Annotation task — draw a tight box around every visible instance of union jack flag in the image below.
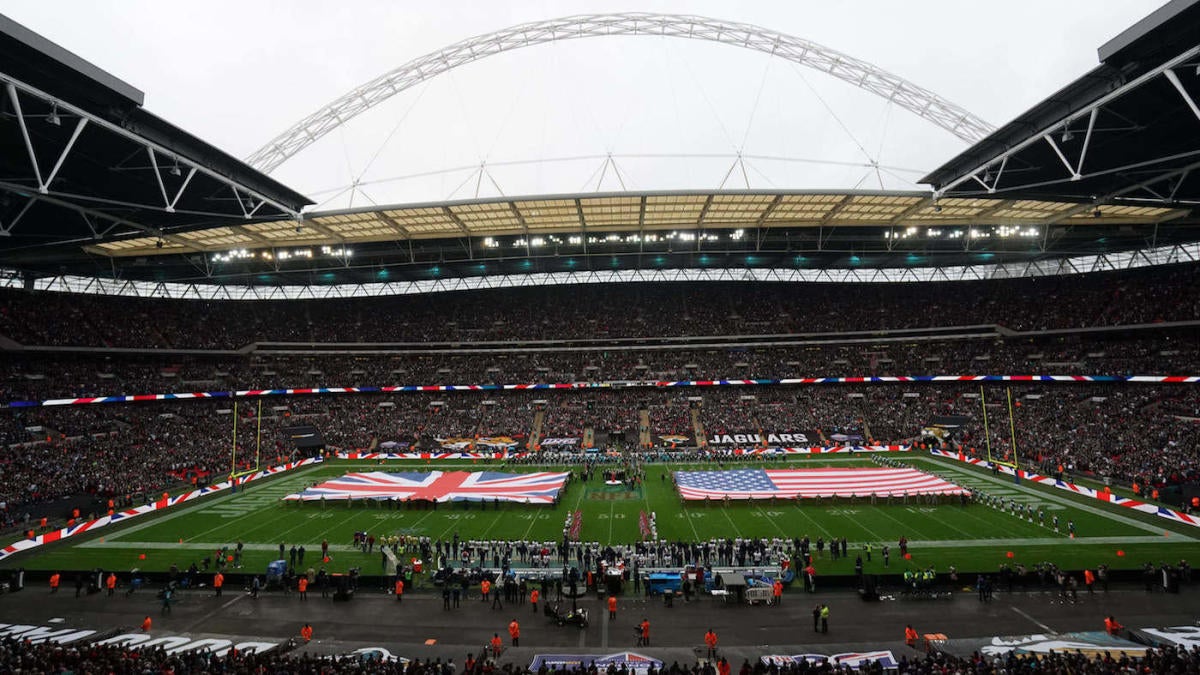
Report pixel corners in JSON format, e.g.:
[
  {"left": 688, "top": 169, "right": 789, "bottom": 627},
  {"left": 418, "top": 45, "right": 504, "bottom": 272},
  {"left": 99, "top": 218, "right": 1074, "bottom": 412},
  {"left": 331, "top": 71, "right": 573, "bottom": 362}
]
[
  {"left": 283, "top": 470, "right": 569, "bottom": 504},
  {"left": 674, "top": 468, "right": 965, "bottom": 501}
]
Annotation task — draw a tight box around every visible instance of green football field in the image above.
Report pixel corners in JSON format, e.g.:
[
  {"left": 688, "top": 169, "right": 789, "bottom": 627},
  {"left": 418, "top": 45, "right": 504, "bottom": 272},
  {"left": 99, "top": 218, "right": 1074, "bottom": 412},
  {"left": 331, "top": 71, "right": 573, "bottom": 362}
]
[{"left": 6, "top": 455, "right": 1200, "bottom": 577}]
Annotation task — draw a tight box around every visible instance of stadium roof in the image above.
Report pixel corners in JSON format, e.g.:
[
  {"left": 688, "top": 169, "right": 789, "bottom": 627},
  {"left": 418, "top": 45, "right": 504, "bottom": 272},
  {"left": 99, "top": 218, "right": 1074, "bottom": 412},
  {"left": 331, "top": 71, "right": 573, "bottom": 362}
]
[
  {"left": 923, "top": 0, "right": 1200, "bottom": 207},
  {"left": 84, "top": 189, "right": 1188, "bottom": 258},
  {"left": 0, "top": 8, "right": 1198, "bottom": 294},
  {"left": 0, "top": 12, "right": 313, "bottom": 264}
]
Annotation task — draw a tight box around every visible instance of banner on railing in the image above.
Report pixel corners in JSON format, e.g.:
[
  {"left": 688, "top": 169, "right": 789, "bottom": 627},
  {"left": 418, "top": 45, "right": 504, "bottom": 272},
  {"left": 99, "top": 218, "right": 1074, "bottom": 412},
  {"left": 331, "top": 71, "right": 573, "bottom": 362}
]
[
  {"left": 0, "top": 458, "right": 322, "bottom": 561},
  {"left": 12, "top": 374, "right": 1199, "bottom": 408},
  {"left": 928, "top": 448, "right": 1200, "bottom": 529}
]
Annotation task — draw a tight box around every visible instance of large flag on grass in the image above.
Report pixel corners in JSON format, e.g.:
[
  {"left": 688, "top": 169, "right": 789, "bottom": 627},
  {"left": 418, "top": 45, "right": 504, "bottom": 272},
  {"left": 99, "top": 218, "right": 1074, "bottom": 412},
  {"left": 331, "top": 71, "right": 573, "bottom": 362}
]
[
  {"left": 283, "top": 470, "right": 569, "bottom": 503},
  {"left": 673, "top": 467, "right": 965, "bottom": 500}
]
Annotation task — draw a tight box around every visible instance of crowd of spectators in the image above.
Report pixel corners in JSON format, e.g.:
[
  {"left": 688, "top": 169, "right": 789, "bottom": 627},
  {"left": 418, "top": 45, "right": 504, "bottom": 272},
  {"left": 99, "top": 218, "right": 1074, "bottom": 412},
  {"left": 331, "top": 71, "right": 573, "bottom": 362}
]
[
  {"left": 1, "top": 265, "right": 1197, "bottom": 349},
  {"left": 1, "top": 635, "right": 1198, "bottom": 674},
  {"left": 3, "top": 384, "right": 1195, "bottom": 529},
  {"left": 3, "top": 330, "right": 1194, "bottom": 403}
]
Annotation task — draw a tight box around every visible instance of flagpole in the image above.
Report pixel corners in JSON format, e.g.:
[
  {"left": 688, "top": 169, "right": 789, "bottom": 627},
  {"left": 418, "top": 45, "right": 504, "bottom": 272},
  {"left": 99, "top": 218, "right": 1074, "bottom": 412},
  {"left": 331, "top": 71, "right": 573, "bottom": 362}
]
[
  {"left": 979, "top": 386, "right": 993, "bottom": 466},
  {"left": 1006, "top": 387, "right": 1020, "bottom": 484}
]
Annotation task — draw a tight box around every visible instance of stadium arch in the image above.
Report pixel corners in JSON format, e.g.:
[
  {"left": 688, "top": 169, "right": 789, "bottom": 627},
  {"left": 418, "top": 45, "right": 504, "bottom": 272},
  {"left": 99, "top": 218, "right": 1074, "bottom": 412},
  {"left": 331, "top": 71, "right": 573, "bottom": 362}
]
[{"left": 245, "top": 13, "right": 994, "bottom": 174}]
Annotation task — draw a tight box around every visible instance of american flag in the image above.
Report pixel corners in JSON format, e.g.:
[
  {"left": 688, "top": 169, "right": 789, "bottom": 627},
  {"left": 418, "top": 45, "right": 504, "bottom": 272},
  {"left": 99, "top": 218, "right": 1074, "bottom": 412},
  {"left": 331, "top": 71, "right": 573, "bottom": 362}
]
[
  {"left": 283, "top": 470, "right": 569, "bottom": 504},
  {"left": 674, "top": 468, "right": 965, "bottom": 501}
]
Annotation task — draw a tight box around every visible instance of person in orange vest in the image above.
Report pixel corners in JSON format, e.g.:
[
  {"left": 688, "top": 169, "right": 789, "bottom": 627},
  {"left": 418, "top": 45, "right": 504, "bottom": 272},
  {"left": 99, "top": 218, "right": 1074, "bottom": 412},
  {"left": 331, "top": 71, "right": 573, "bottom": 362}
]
[
  {"left": 213, "top": 571, "right": 224, "bottom": 598},
  {"left": 904, "top": 624, "right": 919, "bottom": 649},
  {"left": 49, "top": 572, "right": 60, "bottom": 593},
  {"left": 39, "top": 516, "right": 47, "bottom": 531},
  {"left": 1083, "top": 569, "right": 1096, "bottom": 594},
  {"left": 394, "top": 578, "right": 405, "bottom": 602},
  {"left": 1192, "top": 495, "right": 1200, "bottom": 511},
  {"left": 1151, "top": 488, "right": 1160, "bottom": 501},
  {"left": 607, "top": 595, "right": 617, "bottom": 620},
  {"left": 530, "top": 588, "right": 539, "bottom": 613},
  {"left": 717, "top": 657, "right": 731, "bottom": 675},
  {"left": 1104, "top": 615, "right": 1123, "bottom": 636},
  {"left": 300, "top": 623, "right": 313, "bottom": 642},
  {"left": 508, "top": 618, "right": 520, "bottom": 647},
  {"left": 141, "top": 616, "right": 152, "bottom": 632},
  {"left": 480, "top": 579, "right": 491, "bottom": 602},
  {"left": 297, "top": 575, "right": 308, "bottom": 601},
  {"left": 772, "top": 579, "right": 783, "bottom": 605},
  {"left": 489, "top": 633, "right": 503, "bottom": 656},
  {"left": 704, "top": 628, "right": 718, "bottom": 659},
  {"left": 638, "top": 619, "right": 650, "bottom": 647},
  {"left": 106, "top": 573, "right": 117, "bottom": 597}
]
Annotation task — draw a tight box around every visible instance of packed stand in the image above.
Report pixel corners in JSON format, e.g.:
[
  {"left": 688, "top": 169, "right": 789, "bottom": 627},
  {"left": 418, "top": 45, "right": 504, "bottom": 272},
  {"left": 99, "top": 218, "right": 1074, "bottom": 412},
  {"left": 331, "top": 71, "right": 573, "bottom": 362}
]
[{"left": 1, "top": 265, "right": 1197, "bottom": 349}]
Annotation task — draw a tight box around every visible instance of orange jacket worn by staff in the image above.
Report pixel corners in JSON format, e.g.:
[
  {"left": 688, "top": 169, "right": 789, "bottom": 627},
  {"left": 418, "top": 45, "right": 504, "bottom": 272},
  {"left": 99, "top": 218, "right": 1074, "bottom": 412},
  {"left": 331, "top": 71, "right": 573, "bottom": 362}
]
[
  {"left": 905, "top": 625, "right": 919, "bottom": 648},
  {"left": 1105, "top": 616, "right": 1123, "bottom": 635},
  {"left": 300, "top": 624, "right": 313, "bottom": 642}
]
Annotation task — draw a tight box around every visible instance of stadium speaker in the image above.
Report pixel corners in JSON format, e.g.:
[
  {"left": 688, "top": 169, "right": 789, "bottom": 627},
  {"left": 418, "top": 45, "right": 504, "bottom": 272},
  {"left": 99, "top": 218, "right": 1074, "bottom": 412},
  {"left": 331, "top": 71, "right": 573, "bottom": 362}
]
[{"left": 859, "top": 574, "right": 879, "bottom": 602}]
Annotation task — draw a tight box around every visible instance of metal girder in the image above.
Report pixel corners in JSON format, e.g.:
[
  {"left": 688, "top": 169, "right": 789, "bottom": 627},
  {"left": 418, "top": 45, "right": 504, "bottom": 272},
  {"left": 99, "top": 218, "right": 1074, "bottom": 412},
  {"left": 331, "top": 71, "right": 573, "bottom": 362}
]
[
  {"left": 22, "top": 241, "right": 1200, "bottom": 300},
  {"left": 0, "top": 72, "right": 301, "bottom": 221},
  {"left": 934, "top": 43, "right": 1200, "bottom": 198},
  {"left": 245, "top": 13, "right": 993, "bottom": 174}
]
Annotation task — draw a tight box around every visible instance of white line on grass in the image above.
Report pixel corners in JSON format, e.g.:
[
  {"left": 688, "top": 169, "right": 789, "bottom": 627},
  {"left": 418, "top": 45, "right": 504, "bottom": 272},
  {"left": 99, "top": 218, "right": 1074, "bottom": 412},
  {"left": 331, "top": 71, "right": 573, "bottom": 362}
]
[
  {"left": 608, "top": 501, "right": 615, "bottom": 543},
  {"left": 790, "top": 502, "right": 834, "bottom": 540},
  {"left": 867, "top": 505, "right": 938, "bottom": 541},
  {"left": 718, "top": 505, "right": 742, "bottom": 537},
  {"left": 924, "top": 458, "right": 1194, "bottom": 540},
  {"left": 753, "top": 509, "right": 789, "bottom": 537}
]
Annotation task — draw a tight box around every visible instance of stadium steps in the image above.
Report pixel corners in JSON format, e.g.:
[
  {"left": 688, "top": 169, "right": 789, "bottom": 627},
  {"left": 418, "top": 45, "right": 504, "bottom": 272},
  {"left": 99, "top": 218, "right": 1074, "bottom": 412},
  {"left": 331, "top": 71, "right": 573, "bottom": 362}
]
[
  {"left": 638, "top": 409, "right": 651, "bottom": 448},
  {"left": 529, "top": 408, "right": 545, "bottom": 450},
  {"left": 690, "top": 407, "right": 706, "bottom": 447}
]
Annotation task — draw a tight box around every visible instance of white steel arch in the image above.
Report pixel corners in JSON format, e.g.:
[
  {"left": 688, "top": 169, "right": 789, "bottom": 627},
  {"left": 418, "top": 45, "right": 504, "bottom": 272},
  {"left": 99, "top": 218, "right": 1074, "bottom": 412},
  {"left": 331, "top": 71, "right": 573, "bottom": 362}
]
[{"left": 246, "top": 13, "right": 994, "bottom": 174}]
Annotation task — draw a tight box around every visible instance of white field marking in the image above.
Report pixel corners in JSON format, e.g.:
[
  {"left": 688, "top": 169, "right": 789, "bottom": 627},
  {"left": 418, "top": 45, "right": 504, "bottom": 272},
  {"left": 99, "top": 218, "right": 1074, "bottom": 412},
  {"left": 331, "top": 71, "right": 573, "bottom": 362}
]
[
  {"left": 790, "top": 500, "right": 835, "bottom": 540},
  {"left": 95, "top": 469, "right": 324, "bottom": 542},
  {"left": 865, "top": 504, "right": 938, "bottom": 541},
  {"left": 752, "top": 509, "right": 789, "bottom": 537},
  {"left": 921, "top": 458, "right": 1196, "bottom": 540}
]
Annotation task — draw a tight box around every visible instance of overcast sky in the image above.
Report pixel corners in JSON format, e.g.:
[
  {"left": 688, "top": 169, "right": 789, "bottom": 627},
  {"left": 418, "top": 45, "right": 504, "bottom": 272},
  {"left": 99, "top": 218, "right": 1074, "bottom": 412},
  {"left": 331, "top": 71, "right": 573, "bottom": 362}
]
[{"left": 1, "top": 1, "right": 1166, "bottom": 210}]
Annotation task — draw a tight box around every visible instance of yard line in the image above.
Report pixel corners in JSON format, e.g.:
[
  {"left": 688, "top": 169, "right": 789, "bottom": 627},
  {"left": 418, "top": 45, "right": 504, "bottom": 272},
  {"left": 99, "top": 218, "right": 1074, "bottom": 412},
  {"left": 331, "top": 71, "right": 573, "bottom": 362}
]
[
  {"left": 753, "top": 508, "right": 789, "bottom": 537},
  {"left": 477, "top": 510, "right": 508, "bottom": 540},
  {"left": 789, "top": 501, "right": 834, "bottom": 540},
  {"left": 718, "top": 506, "right": 743, "bottom": 538},
  {"left": 847, "top": 512, "right": 888, "bottom": 544},
  {"left": 608, "top": 501, "right": 616, "bottom": 543},
  {"left": 865, "top": 505, "right": 934, "bottom": 541},
  {"left": 924, "top": 458, "right": 1194, "bottom": 539},
  {"left": 948, "top": 501, "right": 1035, "bottom": 539},
  {"left": 102, "top": 469, "right": 323, "bottom": 541}
]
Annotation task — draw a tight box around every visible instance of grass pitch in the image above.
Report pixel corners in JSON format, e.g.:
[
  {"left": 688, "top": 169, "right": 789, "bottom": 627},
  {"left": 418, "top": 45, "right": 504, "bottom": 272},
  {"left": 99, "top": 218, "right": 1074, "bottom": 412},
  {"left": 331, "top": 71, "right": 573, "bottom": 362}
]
[{"left": 6, "top": 455, "right": 1199, "bottom": 577}]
